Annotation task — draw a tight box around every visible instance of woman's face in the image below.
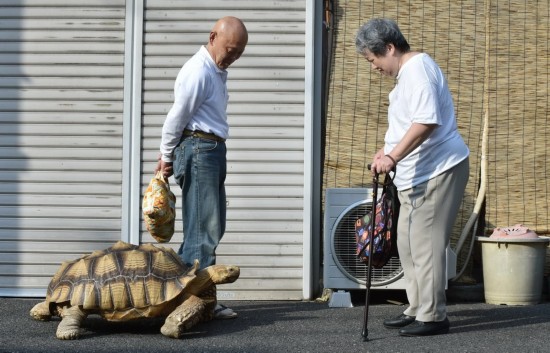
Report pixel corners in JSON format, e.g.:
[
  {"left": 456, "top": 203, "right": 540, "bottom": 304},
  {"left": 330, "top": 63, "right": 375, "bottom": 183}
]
[{"left": 362, "top": 46, "right": 399, "bottom": 78}]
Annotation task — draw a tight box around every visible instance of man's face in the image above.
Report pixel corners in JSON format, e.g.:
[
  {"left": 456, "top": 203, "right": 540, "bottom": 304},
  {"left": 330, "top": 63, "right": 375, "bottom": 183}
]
[{"left": 210, "top": 31, "right": 247, "bottom": 70}]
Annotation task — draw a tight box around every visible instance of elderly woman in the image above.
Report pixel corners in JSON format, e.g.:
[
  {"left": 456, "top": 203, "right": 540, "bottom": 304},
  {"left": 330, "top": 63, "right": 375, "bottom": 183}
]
[{"left": 355, "top": 18, "right": 469, "bottom": 337}]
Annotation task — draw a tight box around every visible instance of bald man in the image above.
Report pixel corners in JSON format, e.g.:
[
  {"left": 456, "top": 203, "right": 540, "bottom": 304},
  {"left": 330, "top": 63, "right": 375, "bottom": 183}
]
[{"left": 156, "top": 17, "right": 248, "bottom": 319}]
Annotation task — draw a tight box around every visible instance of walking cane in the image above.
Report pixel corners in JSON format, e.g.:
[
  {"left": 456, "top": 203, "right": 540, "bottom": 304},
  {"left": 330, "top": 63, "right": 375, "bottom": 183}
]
[{"left": 361, "top": 170, "right": 379, "bottom": 341}]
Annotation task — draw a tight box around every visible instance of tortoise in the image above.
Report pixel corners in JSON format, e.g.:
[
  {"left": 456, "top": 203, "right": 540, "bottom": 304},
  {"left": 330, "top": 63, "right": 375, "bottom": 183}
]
[{"left": 29, "top": 241, "right": 239, "bottom": 340}]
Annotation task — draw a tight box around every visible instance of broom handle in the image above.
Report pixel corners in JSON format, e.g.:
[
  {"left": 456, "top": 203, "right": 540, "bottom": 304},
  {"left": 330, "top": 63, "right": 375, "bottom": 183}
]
[{"left": 362, "top": 171, "right": 379, "bottom": 341}]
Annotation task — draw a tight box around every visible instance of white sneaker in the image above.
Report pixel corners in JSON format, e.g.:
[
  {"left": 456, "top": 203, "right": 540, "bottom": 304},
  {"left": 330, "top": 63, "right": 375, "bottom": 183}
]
[{"left": 214, "top": 304, "right": 237, "bottom": 319}]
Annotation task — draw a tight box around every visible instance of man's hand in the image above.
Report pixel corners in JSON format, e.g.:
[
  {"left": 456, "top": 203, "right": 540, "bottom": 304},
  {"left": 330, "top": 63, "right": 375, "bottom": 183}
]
[{"left": 155, "top": 154, "right": 173, "bottom": 179}]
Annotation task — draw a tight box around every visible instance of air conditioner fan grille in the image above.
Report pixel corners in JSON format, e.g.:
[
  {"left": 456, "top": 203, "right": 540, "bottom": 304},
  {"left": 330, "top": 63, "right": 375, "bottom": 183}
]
[{"left": 332, "top": 201, "right": 403, "bottom": 286}]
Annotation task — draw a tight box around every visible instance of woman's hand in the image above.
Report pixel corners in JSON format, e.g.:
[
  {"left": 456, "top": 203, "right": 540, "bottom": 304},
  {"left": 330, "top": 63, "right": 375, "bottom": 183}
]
[{"left": 371, "top": 148, "right": 396, "bottom": 175}]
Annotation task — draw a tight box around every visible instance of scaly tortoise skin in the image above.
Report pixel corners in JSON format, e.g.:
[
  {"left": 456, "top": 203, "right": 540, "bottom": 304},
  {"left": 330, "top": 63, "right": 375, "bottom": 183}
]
[{"left": 29, "top": 241, "right": 239, "bottom": 339}]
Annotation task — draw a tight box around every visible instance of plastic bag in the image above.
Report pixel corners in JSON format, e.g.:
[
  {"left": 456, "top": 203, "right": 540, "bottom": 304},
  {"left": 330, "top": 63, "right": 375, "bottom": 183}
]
[
  {"left": 489, "top": 224, "right": 539, "bottom": 239},
  {"left": 142, "top": 171, "right": 176, "bottom": 243}
]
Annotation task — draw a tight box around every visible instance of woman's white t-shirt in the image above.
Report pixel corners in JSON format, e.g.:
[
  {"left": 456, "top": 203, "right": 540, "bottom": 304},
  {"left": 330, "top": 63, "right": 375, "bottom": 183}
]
[{"left": 385, "top": 53, "right": 469, "bottom": 190}]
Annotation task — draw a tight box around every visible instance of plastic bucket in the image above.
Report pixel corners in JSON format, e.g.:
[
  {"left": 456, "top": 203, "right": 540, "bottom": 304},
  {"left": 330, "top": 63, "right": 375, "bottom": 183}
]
[{"left": 476, "top": 236, "right": 550, "bottom": 305}]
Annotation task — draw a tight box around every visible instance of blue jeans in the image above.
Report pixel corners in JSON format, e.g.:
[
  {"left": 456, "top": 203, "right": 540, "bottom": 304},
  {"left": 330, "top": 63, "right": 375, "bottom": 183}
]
[{"left": 173, "top": 136, "right": 227, "bottom": 270}]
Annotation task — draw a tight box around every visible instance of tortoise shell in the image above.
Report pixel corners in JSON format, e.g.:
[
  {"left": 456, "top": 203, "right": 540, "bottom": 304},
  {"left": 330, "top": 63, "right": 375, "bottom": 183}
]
[{"left": 45, "top": 241, "right": 198, "bottom": 320}]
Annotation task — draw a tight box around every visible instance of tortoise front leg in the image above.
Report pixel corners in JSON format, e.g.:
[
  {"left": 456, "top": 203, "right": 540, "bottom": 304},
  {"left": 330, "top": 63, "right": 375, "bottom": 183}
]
[
  {"left": 161, "top": 295, "right": 206, "bottom": 338},
  {"left": 56, "top": 305, "right": 87, "bottom": 340},
  {"left": 30, "top": 301, "right": 52, "bottom": 321}
]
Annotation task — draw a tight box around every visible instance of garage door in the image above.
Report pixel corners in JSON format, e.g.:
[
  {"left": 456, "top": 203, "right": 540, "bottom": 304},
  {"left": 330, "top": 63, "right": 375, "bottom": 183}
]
[
  {"left": 140, "top": 1, "right": 307, "bottom": 300},
  {"left": 0, "top": 1, "right": 126, "bottom": 296}
]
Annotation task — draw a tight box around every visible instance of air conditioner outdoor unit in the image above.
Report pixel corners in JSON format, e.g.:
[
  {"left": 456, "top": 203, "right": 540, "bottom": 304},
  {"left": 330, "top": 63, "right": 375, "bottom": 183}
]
[{"left": 323, "top": 188, "right": 457, "bottom": 292}]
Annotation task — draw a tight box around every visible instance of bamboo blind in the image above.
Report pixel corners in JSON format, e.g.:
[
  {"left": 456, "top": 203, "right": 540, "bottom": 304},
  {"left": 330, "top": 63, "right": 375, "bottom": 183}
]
[{"left": 324, "top": 0, "right": 549, "bottom": 274}]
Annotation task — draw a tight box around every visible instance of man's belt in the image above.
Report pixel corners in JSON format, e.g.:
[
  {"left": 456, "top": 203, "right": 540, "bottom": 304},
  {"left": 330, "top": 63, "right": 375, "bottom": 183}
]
[{"left": 183, "top": 129, "right": 226, "bottom": 143}]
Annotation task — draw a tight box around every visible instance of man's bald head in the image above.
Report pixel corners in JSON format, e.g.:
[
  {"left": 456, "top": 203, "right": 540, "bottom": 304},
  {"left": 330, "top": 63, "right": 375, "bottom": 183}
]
[
  {"left": 207, "top": 17, "right": 248, "bottom": 70},
  {"left": 212, "top": 16, "right": 248, "bottom": 40}
]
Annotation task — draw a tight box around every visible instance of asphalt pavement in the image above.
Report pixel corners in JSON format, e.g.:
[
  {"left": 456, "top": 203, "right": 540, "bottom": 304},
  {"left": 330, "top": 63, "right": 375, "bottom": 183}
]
[{"left": 1, "top": 289, "right": 550, "bottom": 353}]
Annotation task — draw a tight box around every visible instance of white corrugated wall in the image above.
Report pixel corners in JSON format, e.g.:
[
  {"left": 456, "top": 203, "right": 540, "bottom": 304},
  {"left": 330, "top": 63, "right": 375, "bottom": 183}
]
[
  {"left": 140, "top": 0, "right": 309, "bottom": 300},
  {"left": 0, "top": 0, "right": 319, "bottom": 300},
  {"left": 0, "top": 0, "right": 127, "bottom": 296}
]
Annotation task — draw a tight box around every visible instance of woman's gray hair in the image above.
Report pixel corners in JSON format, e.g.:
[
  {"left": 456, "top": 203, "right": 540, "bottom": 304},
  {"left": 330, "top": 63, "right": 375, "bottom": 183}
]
[{"left": 355, "top": 18, "right": 410, "bottom": 55}]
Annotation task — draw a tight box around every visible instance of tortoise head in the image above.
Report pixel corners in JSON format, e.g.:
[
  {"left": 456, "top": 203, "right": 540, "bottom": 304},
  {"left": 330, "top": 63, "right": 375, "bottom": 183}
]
[
  {"left": 189, "top": 265, "right": 240, "bottom": 295},
  {"left": 203, "top": 264, "right": 240, "bottom": 285}
]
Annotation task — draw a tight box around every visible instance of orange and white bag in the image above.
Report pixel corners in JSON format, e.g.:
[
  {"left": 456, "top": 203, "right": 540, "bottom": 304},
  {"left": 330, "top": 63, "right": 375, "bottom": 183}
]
[{"left": 142, "top": 171, "right": 176, "bottom": 243}]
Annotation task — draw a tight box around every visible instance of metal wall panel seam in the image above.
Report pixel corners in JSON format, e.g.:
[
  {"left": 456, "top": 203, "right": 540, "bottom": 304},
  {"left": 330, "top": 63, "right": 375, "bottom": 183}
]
[
  {"left": 122, "top": 0, "right": 144, "bottom": 244},
  {"left": 302, "top": 0, "right": 323, "bottom": 300}
]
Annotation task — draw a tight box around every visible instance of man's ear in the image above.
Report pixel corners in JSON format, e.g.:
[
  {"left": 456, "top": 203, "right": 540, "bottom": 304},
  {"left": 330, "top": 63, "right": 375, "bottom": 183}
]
[{"left": 209, "top": 31, "right": 217, "bottom": 45}]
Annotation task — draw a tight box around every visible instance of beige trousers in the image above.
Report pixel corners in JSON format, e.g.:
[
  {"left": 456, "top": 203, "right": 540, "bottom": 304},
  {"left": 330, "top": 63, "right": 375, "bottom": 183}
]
[{"left": 398, "top": 158, "right": 469, "bottom": 322}]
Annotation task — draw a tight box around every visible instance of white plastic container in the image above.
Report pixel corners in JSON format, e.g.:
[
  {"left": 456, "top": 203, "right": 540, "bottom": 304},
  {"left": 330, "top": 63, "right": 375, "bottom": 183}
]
[{"left": 477, "top": 236, "right": 550, "bottom": 305}]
